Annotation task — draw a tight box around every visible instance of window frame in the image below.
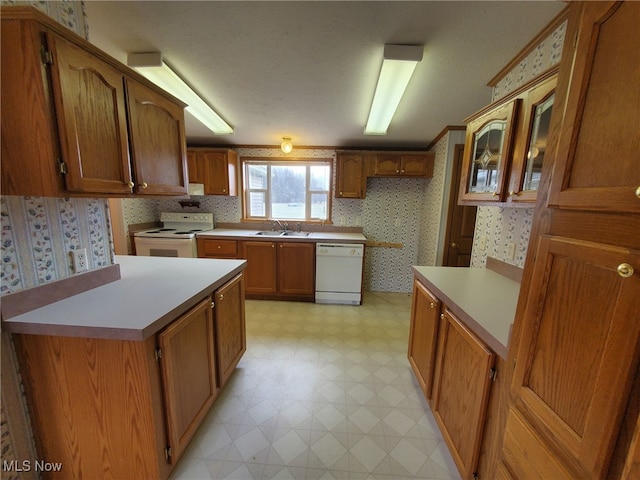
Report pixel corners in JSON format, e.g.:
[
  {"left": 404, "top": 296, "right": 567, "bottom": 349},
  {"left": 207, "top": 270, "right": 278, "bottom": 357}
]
[{"left": 241, "top": 157, "right": 333, "bottom": 224}]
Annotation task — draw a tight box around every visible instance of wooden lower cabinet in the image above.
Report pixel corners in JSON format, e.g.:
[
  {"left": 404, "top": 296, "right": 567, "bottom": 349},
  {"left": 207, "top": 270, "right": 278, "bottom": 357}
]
[
  {"left": 432, "top": 309, "right": 495, "bottom": 480},
  {"left": 157, "top": 297, "right": 218, "bottom": 464},
  {"left": 198, "top": 238, "right": 239, "bottom": 259},
  {"left": 242, "top": 241, "right": 278, "bottom": 295},
  {"left": 408, "top": 279, "right": 507, "bottom": 480},
  {"left": 213, "top": 274, "right": 246, "bottom": 388},
  {"left": 278, "top": 242, "right": 315, "bottom": 297},
  {"left": 242, "top": 241, "right": 315, "bottom": 301},
  {"left": 14, "top": 275, "right": 245, "bottom": 479},
  {"left": 407, "top": 279, "right": 441, "bottom": 400}
]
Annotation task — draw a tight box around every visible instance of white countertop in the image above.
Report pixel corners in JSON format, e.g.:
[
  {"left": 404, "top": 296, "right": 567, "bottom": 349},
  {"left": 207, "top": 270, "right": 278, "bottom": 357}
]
[
  {"left": 197, "top": 228, "right": 367, "bottom": 243},
  {"left": 412, "top": 266, "right": 520, "bottom": 359},
  {"left": 3, "top": 255, "right": 246, "bottom": 341}
]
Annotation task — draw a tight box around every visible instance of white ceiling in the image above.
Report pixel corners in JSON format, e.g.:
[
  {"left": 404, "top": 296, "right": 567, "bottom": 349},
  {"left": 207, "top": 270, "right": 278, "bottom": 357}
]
[{"left": 84, "top": 1, "right": 565, "bottom": 149}]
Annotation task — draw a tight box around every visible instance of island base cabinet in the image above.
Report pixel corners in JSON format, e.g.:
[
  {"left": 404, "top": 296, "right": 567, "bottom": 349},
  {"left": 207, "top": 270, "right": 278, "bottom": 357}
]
[
  {"left": 407, "top": 279, "right": 441, "bottom": 401},
  {"left": 15, "top": 334, "right": 172, "bottom": 480},
  {"left": 157, "top": 297, "right": 219, "bottom": 464},
  {"left": 213, "top": 273, "right": 246, "bottom": 388},
  {"left": 432, "top": 309, "right": 495, "bottom": 480}
]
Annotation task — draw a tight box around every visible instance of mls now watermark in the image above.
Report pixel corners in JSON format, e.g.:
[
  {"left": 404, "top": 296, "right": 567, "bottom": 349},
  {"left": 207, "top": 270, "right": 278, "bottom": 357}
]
[{"left": 3, "top": 460, "right": 63, "bottom": 472}]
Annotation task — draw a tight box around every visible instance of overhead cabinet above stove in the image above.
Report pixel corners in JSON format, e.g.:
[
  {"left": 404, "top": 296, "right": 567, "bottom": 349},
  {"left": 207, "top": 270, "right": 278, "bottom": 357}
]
[{"left": 1, "top": 6, "right": 188, "bottom": 198}]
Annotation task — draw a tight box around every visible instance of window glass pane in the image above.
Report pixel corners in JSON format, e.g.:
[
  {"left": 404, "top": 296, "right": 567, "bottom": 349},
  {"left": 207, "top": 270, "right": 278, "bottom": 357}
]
[
  {"left": 311, "top": 193, "right": 328, "bottom": 219},
  {"left": 310, "top": 165, "right": 330, "bottom": 190},
  {"left": 271, "top": 165, "right": 306, "bottom": 219},
  {"left": 248, "top": 192, "right": 266, "bottom": 217},
  {"left": 247, "top": 164, "right": 267, "bottom": 189}
]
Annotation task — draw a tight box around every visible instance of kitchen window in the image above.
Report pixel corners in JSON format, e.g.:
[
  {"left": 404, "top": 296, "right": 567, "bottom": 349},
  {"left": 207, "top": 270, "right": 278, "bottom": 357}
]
[{"left": 242, "top": 158, "right": 332, "bottom": 222}]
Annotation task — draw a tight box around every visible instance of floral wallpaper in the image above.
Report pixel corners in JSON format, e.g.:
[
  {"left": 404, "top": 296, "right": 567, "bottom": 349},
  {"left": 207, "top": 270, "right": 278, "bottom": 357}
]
[{"left": 470, "top": 17, "right": 567, "bottom": 268}]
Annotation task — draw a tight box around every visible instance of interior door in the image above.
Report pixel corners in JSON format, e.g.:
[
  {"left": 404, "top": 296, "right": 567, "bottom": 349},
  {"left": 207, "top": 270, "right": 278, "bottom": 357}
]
[{"left": 443, "top": 145, "right": 476, "bottom": 266}]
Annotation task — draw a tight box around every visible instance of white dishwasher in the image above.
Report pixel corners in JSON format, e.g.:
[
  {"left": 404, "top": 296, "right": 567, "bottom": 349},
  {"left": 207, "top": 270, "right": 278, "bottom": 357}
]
[{"left": 315, "top": 243, "right": 364, "bottom": 305}]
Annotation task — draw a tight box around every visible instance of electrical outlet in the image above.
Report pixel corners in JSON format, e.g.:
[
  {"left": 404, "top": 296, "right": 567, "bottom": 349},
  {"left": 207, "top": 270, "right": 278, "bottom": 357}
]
[
  {"left": 72, "top": 248, "right": 89, "bottom": 273},
  {"left": 479, "top": 235, "right": 488, "bottom": 251},
  {"left": 505, "top": 242, "right": 516, "bottom": 260}
]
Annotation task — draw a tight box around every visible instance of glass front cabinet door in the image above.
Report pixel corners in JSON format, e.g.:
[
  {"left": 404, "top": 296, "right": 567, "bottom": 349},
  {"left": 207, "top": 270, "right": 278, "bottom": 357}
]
[
  {"left": 459, "top": 99, "right": 521, "bottom": 203},
  {"left": 508, "top": 75, "right": 557, "bottom": 204}
]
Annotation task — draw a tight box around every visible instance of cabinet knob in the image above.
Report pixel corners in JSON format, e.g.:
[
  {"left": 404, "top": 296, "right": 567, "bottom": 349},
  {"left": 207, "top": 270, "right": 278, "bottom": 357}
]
[
  {"left": 340, "top": 191, "right": 343, "bottom": 195},
  {"left": 636, "top": 186, "right": 640, "bottom": 198},
  {"left": 617, "top": 263, "right": 635, "bottom": 278},
  {"left": 509, "top": 191, "right": 521, "bottom": 197},
  {"left": 223, "top": 189, "right": 226, "bottom": 193},
  {"left": 219, "top": 294, "right": 224, "bottom": 300},
  {"left": 141, "top": 182, "right": 148, "bottom": 189},
  {"left": 401, "top": 169, "right": 405, "bottom": 173},
  {"left": 440, "top": 313, "right": 445, "bottom": 320},
  {"left": 492, "top": 191, "right": 500, "bottom": 196},
  {"left": 430, "top": 302, "right": 435, "bottom": 309},
  {"left": 127, "top": 181, "right": 135, "bottom": 188},
  {"left": 210, "top": 301, "right": 215, "bottom": 309},
  {"left": 450, "top": 242, "right": 458, "bottom": 249}
]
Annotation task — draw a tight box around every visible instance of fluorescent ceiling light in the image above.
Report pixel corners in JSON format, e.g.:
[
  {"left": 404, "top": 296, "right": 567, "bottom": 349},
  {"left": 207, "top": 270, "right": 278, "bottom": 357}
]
[
  {"left": 365, "top": 44, "right": 423, "bottom": 135},
  {"left": 128, "top": 52, "right": 233, "bottom": 135}
]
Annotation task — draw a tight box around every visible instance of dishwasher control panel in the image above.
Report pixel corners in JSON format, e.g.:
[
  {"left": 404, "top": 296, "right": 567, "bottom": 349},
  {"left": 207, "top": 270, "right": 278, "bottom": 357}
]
[{"left": 316, "top": 243, "right": 364, "bottom": 257}]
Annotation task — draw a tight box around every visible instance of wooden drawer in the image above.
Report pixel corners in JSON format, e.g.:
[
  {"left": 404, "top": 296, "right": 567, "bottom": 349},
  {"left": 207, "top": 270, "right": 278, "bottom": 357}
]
[{"left": 198, "top": 238, "right": 238, "bottom": 258}]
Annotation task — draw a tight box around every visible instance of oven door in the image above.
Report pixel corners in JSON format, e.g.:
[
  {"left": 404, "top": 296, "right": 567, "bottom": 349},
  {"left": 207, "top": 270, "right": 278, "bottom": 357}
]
[{"left": 134, "top": 237, "right": 197, "bottom": 258}]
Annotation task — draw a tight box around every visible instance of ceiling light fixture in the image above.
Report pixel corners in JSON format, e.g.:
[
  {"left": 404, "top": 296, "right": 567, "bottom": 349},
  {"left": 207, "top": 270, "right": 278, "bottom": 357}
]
[
  {"left": 281, "top": 137, "right": 293, "bottom": 154},
  {"left": 127, "top": 52, "right": 233, "bottom": 135},
  {"left": 365, "top": 44, "right": 424, "bottom": 135}
]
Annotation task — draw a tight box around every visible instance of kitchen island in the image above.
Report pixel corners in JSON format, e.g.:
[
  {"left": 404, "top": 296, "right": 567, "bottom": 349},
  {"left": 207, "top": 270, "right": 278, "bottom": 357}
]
[
  {"left": 3, "top": 255, "right": 247, "bottom": 480},
  {"left": 409, "top": 264, "right": 520, "bottom": 480}
]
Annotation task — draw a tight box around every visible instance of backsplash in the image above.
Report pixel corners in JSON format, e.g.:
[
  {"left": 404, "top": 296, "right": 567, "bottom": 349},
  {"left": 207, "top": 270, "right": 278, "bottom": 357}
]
[{"left": 470, "top": 15, "right": 567, "bottom": 268}]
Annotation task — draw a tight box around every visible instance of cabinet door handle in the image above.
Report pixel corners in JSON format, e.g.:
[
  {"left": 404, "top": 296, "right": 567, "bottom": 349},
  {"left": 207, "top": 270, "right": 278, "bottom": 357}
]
[
  {"left": 617, "top": 263, "right": 634, "bottom": 278},
  {"left": 450, "top": 242, "right": 458, "bottom": 249},
  {"left": 440, "top": 313, "right": 445, "bottom": 320},
  {"left": 219, "top": 294, "right": 224, "bottom": 301},
  {"left": 127, "top": 181, "right": 135, "bottom": 188},
  {"left": 635, "top": 186, "right": 640, "bottom": 198},
  {"left": 492, "top": 191, "right": 500, "bottom": 196},
  {"left": 141, "top": 182, "right": 148, "bottom": 189},
  {"left": 210, "top": 301, "right": 215, "bottom": 309},
  {"left": 430, "top": 302, "right": 436, "bottom": 309}
]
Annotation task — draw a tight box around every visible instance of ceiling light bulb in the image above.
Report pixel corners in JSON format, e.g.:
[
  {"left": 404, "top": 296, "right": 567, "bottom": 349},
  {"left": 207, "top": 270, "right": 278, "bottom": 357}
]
[{"left": 281, "top": 137, "right": 293, "bottom": 154}]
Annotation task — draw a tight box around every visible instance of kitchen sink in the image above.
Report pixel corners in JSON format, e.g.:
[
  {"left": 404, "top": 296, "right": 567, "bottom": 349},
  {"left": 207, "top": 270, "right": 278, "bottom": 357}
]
[
  {"left": 255, "top": 231, "right": 285, "bottom": 236},
  {"left": 282, "top": 231, "right": 311, "bottom": 237}
]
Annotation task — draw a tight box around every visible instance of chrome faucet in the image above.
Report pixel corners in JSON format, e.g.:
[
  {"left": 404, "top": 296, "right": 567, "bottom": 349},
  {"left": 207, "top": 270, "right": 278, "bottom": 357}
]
[{"left": 272, "top": 219, "right": 288, "bottom": 231}]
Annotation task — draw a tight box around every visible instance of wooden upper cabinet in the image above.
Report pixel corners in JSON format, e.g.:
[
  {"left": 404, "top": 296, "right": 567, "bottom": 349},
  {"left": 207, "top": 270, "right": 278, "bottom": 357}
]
[
  {"left": 432, "top": 309, "right": 495, "bottom": 480},
  {"left": 509, "top": 234, "right": 640, "bottom": 478},
  {"left": 335, "top": 152, "right": 366, "bottom": 198},
  {"left": 0, "top": 7, "right": 187, "bottom": 197},
  {"left": 460, "top": 99, "right": 521, "bottom": 204},
  {"left": 407, "top": 279, "right": 441, "bottom": 401},
  {"left": 372, "top": 152, "right": 434, "bottom": 177},
  {"left": 126, "top": 79, "right": 188, "bottom": 196},
  {"left": 186, "top": 150, "right": 202, "bottom": 184},
  {"left": 187, "top": 148, "right": 238, "bottom": 196},
  {"left": 508, "top": 74, "right": 557, "bottom": 204},
  {"left": 548, "top": 2, "right": 640, "bottom": 214},
  {"left": 48, "top": 33, "right": 133, "bottom": 194},
  {"left": 157, "top": 297, "right": 218, "bottom": 465}
]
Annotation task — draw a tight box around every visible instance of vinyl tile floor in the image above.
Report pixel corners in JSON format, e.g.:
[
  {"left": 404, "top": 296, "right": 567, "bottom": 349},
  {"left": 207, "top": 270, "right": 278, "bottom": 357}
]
[{"left": 169, "top": 292, "right": 460, "bottom": 480}]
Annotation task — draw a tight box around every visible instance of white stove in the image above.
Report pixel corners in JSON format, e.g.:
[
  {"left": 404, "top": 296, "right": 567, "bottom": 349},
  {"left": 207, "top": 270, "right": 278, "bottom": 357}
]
[{"left": 134, "top": 212, "right": 214, "bottom": 258}]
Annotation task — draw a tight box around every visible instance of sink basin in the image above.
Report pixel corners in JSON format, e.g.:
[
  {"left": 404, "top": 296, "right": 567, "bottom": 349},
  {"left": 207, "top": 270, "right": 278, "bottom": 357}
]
[
  {"left": 282, "top": 231, "right": 311, "bottom": 237},
  {"left": 255, "top": 231, "right": 285, "bottom": 236}
]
